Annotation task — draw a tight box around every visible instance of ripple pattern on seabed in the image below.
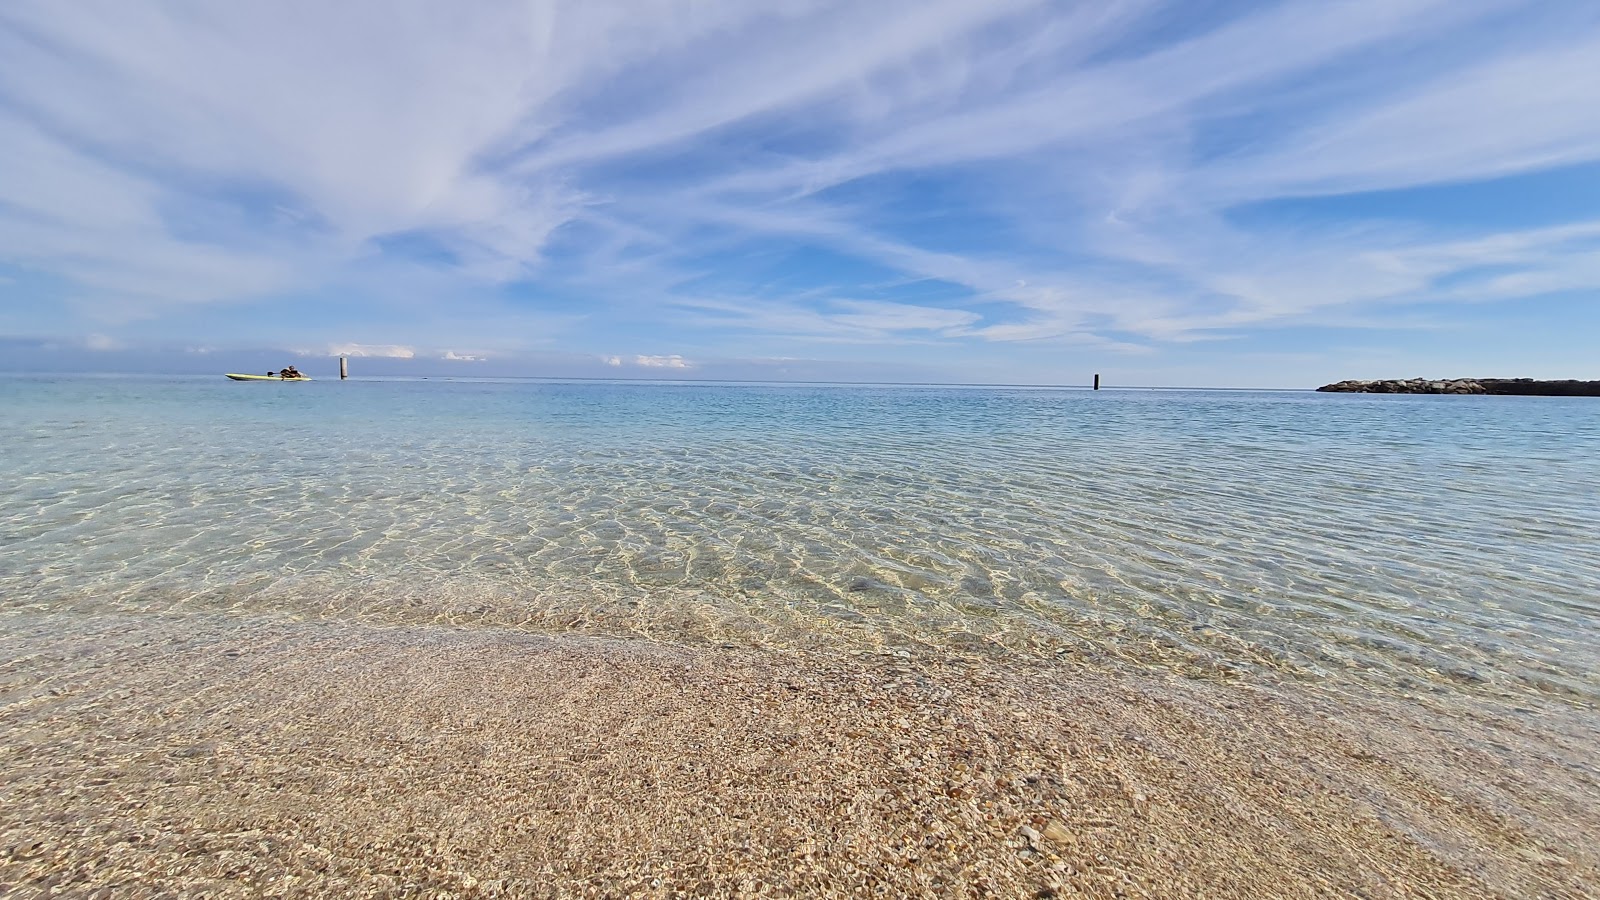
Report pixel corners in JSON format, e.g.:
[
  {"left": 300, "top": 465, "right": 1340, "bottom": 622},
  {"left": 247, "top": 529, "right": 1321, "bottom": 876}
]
[{"left": 3, "top": 376, "right": 1599, "bottom": 703}]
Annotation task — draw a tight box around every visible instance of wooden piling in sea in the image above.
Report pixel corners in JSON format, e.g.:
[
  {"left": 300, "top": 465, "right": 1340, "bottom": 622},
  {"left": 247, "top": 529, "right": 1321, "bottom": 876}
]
[
  {"left": 339, "top": 357, "right": 348, "bottom": 380},
  {"left": 1093, "top": 373, "right": 1100, "bottom": 390}
]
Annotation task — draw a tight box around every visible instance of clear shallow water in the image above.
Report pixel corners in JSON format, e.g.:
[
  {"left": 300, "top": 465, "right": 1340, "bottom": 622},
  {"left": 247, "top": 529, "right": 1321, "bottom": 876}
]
[{"left": 3, "top": 375, "right": 1599, "bottom": 703}]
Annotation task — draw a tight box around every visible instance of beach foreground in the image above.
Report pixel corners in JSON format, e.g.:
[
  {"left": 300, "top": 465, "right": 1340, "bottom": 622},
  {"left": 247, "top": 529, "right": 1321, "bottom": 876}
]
[{"left": 1, "top": 612, "right": 1595, "bottom": 899}]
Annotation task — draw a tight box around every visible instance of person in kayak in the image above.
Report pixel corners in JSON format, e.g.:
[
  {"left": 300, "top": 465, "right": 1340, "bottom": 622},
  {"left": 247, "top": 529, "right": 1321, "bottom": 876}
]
[{"left": 281, "top": 366, "right": 303, "bottom": 379}]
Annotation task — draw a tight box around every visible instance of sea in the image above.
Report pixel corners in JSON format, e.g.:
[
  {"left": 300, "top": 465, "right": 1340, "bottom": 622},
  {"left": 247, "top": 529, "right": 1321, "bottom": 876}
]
[{"left": 3, "top": 374, "right": 1599, "bottom": 708}]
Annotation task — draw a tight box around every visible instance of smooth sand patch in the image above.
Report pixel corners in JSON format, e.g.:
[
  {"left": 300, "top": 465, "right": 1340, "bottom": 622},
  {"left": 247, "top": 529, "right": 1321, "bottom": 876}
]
[{"left": 1, "top": 611, "right": 1595, "bottom": 898}]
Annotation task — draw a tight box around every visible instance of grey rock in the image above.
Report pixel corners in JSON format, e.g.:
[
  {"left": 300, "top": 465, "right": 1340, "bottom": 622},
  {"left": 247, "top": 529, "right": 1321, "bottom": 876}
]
[{"left": 1316, "top": 378, "right": 1600, "bottom": 396}]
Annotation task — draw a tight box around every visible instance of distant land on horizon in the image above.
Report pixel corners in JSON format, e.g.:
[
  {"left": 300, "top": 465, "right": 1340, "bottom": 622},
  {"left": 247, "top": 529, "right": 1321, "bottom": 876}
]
[{"left": 1318, "top": 378, "right": 1600, "bottom": 396}]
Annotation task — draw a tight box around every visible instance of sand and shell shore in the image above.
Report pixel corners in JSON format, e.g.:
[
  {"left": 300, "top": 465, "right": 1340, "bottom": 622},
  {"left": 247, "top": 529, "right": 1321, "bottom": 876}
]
[{"left": 2, "top": 610, "right": 1596, "bottom": 898}]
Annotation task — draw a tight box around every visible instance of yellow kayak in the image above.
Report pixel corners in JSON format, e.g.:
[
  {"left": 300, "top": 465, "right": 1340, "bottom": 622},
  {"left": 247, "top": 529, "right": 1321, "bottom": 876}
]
[{"left": 225, "top": 373, "right": 313, "bottom": 381}]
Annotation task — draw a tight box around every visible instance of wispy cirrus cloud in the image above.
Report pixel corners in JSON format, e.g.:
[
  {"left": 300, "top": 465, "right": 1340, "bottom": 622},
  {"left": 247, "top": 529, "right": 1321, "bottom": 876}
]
[{"left": 2, "top": 0, "right": 1598, "bottom": 383}]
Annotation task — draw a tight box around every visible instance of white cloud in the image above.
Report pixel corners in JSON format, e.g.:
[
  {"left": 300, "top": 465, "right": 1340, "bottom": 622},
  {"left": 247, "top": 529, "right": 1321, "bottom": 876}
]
[
  {"left": 1196, "top": 30, "right": 1600, "bottom": 202},
  {"left": 515, "top": 0, "right": 1050, "bottom": 173},
  {"left": 826, "top": 300, "right": 980, "bottom": 334},
  {"left": 441, "top": 350, "right": 486, "bottom": 361},
  {"left": 2, "top": 0, "right": 1597, "bottom": 377},
  {"left": 693, "top": 0, "right": 1507, "bottom": 199},
  {"left": 323, "top": 343, "right": 415, "bottom": 359},
  {"left": 634, "top": 354, "right": 691, "bottom": 368}
]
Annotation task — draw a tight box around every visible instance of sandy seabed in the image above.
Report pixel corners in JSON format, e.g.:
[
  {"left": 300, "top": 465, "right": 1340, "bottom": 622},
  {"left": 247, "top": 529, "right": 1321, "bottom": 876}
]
[{"left": 1, "top": 610, "right": 1596, "bottom": 899}]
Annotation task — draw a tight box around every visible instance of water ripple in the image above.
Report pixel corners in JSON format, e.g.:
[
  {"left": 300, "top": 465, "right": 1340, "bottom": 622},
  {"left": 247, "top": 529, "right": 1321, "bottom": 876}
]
[{"left": 3, "top": 376, "right": 1598, "bottom": 703}]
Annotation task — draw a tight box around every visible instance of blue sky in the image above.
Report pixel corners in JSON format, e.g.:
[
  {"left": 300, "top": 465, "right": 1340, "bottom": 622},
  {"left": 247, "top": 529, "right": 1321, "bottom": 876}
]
[{"left": 2, "top": 0, "right": 1598, "bottom": 387}]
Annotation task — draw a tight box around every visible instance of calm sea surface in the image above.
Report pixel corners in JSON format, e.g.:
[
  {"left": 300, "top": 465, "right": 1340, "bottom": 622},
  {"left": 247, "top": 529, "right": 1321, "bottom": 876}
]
[{"left": 4, "top": 375, "right": 1598, "bottom": 704}]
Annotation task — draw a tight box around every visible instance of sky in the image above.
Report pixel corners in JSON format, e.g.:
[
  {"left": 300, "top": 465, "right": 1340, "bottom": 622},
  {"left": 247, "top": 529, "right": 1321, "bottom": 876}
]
[{"left": 2, "top": 0, "right": 1598, "bottom": 387}]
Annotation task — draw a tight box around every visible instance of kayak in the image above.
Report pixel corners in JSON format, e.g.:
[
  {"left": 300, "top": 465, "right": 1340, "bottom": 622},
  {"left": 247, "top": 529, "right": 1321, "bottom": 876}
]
[{"left": 225, "top": 373, "right": 313, "bottom": 381}]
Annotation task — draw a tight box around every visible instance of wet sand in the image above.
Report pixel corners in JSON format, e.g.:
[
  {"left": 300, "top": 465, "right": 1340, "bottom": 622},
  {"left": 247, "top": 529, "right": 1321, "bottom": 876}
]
[{"left": 1, "top": 611, "right": 1596, "bottom": 898}]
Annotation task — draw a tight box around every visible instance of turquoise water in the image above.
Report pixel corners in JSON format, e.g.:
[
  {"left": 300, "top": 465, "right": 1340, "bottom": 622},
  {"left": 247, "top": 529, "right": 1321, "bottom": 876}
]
[{"left": 4, "top": 375, "right": 1599, "bottom": 703}]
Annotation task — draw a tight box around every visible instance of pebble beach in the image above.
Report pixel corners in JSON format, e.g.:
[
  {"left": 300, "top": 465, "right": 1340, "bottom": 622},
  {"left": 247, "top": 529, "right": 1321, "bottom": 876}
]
[{"left": 3, "top": 609, "right": 1596, "bottom": 898}]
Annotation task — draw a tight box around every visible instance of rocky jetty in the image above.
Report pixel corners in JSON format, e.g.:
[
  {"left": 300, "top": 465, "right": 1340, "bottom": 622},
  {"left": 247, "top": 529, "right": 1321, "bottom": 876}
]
[{"left": 1316, "top": 378, "right": 1600, "bottom": 396}]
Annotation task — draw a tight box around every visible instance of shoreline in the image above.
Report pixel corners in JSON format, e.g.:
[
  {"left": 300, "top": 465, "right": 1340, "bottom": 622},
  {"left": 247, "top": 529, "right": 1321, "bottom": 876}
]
[{"left": 2, "top": 611, "right": 1595, "bottom": 897}]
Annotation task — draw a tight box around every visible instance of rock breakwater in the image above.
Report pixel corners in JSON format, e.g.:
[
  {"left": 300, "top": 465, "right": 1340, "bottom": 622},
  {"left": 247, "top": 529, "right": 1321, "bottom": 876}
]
[{"left": 1317, "top": 378, "right": 1600, "bottom": 396}]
